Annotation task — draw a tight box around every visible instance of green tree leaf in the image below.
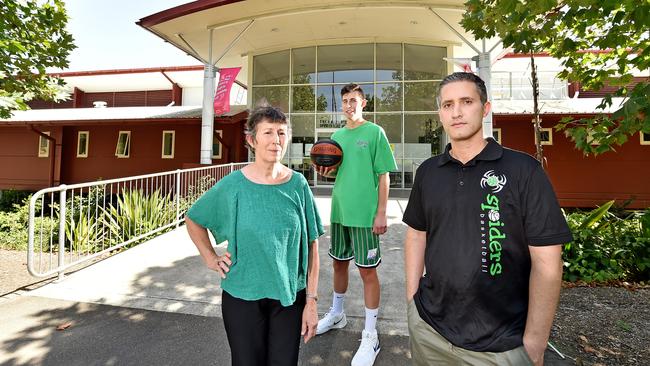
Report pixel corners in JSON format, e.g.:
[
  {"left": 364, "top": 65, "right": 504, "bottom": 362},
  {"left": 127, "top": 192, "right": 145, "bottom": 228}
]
[{"left": 0, "top": 0, "right": 76, "bottom": 119}]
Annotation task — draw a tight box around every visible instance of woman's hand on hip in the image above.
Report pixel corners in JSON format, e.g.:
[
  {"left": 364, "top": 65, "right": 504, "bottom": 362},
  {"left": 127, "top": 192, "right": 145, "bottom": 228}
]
[{"left": 206, "top": 252, "right": 232, "bottom": 279}]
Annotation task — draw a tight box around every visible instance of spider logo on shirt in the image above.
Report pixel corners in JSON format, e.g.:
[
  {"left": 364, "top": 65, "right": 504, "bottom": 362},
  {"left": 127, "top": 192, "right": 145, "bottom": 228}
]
[{"left": 480, "top": 170, "right": 507, "bottom": 193}]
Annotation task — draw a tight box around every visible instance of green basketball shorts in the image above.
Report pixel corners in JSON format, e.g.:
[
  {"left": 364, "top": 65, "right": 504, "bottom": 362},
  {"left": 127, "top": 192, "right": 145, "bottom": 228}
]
[{"left": 329, "top": 223, "right": 381, "bottom": 267}]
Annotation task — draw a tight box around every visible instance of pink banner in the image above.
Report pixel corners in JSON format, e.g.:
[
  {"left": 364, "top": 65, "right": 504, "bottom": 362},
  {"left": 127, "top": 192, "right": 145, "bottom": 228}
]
[{"left": 213, "top": 67, "right": 241, "bottom": 115}]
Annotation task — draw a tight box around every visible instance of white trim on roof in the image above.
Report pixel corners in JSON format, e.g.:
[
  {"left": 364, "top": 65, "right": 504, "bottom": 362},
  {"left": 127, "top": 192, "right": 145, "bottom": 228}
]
[
  {"left": 2, "top": 105, "right": 248, "bottom": 123},
  {"left": 492, "top": 98, "right": 626, "bottom": 115}
]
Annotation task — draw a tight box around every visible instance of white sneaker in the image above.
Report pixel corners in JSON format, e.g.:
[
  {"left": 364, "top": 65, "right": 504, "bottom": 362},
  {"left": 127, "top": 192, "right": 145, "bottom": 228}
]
[
  {"left": 351, "top": 329, "right": 380, "bottom": 366},
  {"left": 316, "top": 309, "right": 347, "bottom": 335}
]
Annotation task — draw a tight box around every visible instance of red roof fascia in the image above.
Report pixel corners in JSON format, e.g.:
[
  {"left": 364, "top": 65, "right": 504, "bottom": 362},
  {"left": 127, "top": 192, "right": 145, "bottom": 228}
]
[{"left": 136, "top": 0, "right": 245, "bottom": 28}]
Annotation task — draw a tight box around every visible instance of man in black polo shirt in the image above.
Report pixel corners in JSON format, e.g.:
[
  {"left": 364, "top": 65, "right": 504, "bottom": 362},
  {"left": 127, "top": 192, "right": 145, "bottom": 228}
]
[{"left": 403, "top": 72, "right": 572, "bottom": 365}]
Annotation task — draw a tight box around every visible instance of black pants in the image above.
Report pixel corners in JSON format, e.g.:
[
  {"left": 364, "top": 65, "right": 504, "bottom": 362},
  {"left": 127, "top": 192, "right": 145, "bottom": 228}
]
[{"left": 221, "top": 289, "right": 306, "bottom": 366}]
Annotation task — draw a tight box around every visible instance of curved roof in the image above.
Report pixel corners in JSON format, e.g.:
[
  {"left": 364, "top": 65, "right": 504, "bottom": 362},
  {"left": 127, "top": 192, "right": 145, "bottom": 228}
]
[{"left": 137, "top": 1, "right": 487, "bottom": 84}]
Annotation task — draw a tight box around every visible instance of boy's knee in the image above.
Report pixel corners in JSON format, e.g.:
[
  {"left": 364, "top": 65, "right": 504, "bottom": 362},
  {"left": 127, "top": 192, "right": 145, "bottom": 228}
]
[
  {"left": 358, "top": 267, "right": 378, "bottom": 281},
  {"left": 333, "top": 259, "right": 350, "bottom": 272}
]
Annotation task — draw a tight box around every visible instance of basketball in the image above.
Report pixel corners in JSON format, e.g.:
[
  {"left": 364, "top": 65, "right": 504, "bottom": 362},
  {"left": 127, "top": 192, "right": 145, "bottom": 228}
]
[{"left": 310, "top": 139, "right": 343, "bottom": 168}]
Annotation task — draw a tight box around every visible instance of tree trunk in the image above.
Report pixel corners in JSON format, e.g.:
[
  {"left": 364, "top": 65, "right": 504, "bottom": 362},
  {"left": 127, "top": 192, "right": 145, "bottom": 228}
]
[{"left": 531, "top": 55, "right": 545, "bottom": 167}]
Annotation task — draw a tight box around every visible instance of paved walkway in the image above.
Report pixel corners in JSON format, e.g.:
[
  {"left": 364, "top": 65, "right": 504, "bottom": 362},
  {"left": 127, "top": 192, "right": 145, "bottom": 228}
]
[{"left": 0, "top": 197, "right": 569, "bottom": 365}]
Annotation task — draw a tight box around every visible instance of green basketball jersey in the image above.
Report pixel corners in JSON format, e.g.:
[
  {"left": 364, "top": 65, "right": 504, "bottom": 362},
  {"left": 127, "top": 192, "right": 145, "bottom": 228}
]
[{"left": 331, "top": 122, "right": 397, "bottom": 227}]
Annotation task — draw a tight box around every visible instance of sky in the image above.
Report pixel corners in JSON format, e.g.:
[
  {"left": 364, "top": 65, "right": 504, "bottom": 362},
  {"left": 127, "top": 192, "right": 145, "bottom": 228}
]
[{"left": 55, "top": 0, "right": 200, "bottom": 72}]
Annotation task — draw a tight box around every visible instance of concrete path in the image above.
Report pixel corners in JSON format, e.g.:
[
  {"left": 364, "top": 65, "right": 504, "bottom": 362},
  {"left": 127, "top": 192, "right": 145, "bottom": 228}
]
[{"left": 0, "top": 197, "right": 569, "bottom": 365}]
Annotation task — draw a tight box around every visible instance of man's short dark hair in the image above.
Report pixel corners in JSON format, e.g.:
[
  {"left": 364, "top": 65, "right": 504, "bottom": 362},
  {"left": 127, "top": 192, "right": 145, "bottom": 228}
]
[
  {"left": 245, "top": 106, "right": 289, "bottom": 152},
  {"left": 437, "top": 72, "right": 488, "bottom": 106},
  {"left": 340, "top": 83, "right": 365, "bottom": 97}
]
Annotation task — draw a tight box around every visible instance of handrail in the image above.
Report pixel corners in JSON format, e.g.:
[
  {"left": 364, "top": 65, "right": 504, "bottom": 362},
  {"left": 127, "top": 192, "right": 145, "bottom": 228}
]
[{"left": 27, "top": 162, "right": 248, "bottom": 279}]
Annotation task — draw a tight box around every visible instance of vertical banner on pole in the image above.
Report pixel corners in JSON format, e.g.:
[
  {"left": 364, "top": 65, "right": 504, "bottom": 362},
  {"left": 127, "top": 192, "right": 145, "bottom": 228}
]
[{"left": 213, "top": 67, "right": 241, "bottom": 115}]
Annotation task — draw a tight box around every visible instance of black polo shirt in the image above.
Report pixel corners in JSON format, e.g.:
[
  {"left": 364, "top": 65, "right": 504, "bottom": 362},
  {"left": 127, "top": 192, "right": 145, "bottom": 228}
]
[{"left": 403, "top": 138, "right": 572, "bottom": 352}]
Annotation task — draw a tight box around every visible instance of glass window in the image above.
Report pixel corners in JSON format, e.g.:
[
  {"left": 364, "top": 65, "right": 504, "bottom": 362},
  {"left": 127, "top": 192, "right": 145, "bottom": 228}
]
[
  {"left": 374, "top": 115, "right": 402, "bottom": 188},
  {"left": 115, "top": 131, "right": 131, "bottom": 158},
  {"left": 538, "top": 128, "right": 553, "bottom": 145},
  {"left": 641, "top": 132, "right": 650, "bottom": 145},
  {"left": 38, "top": 131, "right": 50, "bottom": 158},
  {"left": 291, "top": 85, "right": 316, "bottom": 113},
  {"left": 316, "top": 85, "right": 342, "bottom": 112},
  {"left": 77, "top": 131, "right": 89, "bottom": 158},
  {"left": 376, "top": 43, "right": 402, "bottom": 81},
  {"left": 404, "top": 114, "right": 442, "bottom": 187},
  {"left": 375, "top": 83, "right": 402, "bottom": 112},
  {"left": 404, "top": 44, "right": 446, "bottom": 80},
  {"left": 162, "top": 130, "right": 175, "bottom": 159},
  {"left": 252, "top": 86, "right": 289, "bottom": 112},
  {"left": 212, "top": 130, "right": 223, "bottom": 159},
  {"left": 317, "top": 44, "right": 374, "bottom": 83},
  {"left": 253, "top": 50, "right": 289, "bottom": 85},
  {"left": 492, "top": 128, "right": 502, "bottom": 144},
  {"left": 292, "top": 47, "right": 316, "bottom": 84},
  {"left": 287, "top": 115, "right": 315, "bottom": 178},
  {"left": 316, "top": 114, "right": 346, "bottom": 129},
  {"left": 404, "top": 82, "right": 439, "bottom": 111}
]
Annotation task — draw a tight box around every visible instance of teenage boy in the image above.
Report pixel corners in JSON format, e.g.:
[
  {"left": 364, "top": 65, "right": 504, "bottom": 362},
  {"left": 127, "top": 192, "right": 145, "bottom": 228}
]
[
  {"left": 316, "top": 83, "right": 397, "bottom": 366},
  {"left": 403, "top": 72, "right": 572, "bottom": 366}
]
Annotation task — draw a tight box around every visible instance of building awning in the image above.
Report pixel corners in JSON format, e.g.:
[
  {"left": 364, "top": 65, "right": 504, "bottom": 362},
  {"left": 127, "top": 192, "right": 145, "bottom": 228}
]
[
  {"left": 0, "top": 105, "right": 248, "bottom": 125},
  {"left": 137, "top": 0, "right": 491, "bottom": 85}
]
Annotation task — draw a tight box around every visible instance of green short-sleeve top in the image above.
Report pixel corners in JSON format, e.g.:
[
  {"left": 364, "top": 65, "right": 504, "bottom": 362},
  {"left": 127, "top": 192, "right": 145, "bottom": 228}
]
[
  {"left": 186, "top": 170, "right": 324, "bottom": 306},
  {"left": 331, "top": 122, "right": 398, "bottom": 227}
]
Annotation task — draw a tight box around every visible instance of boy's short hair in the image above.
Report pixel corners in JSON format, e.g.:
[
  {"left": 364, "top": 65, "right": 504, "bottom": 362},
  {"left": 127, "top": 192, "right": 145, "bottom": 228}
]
[
  {"left": 245, "top": 106, "right": 290, "bottom": 152},
  {"left": 437, "top": 72, "right": 488, "bottom": 106},
  {"left": 340, "top": 83, "right": 365, "bottom": 98}
]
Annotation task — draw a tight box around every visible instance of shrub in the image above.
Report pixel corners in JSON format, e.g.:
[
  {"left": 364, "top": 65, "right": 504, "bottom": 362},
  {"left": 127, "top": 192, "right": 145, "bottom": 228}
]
[
  {"left": 563, "top": 201, "right": 650, "bottom": 282},
  {"left": 102, "top": 188, "right": 177, "bottom": 248},
  {"left": 0, "top": 190, "right": 33, "bottom": 212},
  {"left": 0, "top": 195, "right": 57, "bottom": 251}
]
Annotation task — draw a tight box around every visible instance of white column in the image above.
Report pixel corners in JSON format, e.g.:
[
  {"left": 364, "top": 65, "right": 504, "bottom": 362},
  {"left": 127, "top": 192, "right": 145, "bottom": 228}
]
[
  {"left": 477, "top": 51, "right": 493, "bottom": 139},
  {"left": 200, "top": 64, "right": 216, "bottom": 164}
]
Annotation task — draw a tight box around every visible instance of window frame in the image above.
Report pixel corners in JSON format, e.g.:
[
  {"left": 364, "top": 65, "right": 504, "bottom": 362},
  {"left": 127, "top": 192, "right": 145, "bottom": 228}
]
[
  {"left": 538, "top": 128, "right": 553, "bottom": 145},
  {"left": 492, "top": 128, "right": 502, "bottom": 144},
  {"left": 640, "top": 132, "right": 650, "bottom": 145},
  {"left": 77, "top": 131, "right": 89, "bottom": 158},
  {"left": 38, "top": 131, "right": 51, "bottom": 158},
  {"left": 161, "top": 130, "right": 175, "bottom": 159},
  {"left": 212, "top": 130, "right": 223, "bottom": 159},
  {"left": 115, "top": 131, "right": 131, "bottom": 158}
]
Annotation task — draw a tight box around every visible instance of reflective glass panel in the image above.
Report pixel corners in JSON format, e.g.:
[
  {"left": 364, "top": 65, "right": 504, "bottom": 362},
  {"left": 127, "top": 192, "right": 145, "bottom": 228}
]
[
  {"left": 317, "top": 44, "right": 373, "bottom": 83},
  {"left": 252, "top": 86, "right": 289, "bottom": 112},
  {"left": 404, "top": 44, "right": 446, "bottom": 80},
  {"left": 375, "top": 83, "right": 402, "bottom": 112},
  {"left": 404, "top": 114, "right": 442, "bottom": 187},
  {"left": 253, "top": 50, "right": 290, "bottom": 85},
  {"left": 316, "top": 114, "right": 346, "bottom": 129},
  {"left": 316, "top": 85, "right": 342, "bottom": 113},
  {"left": 376, "top": 43, "right": 402, "bottom": 81},
  {"left": 288, "top": 115, "right": 315, "bottom": 179},
  {"left": 404, "top": 82, "right": 439, "bottom": 111},
  {"left": 374, "top": 115, "right": 402, "bottom": 188},
  {"left": 292, "top": 47, "right": 316, "bottom": 84},
  {"left": 292, "top": 85, "right": 316, "bottom": 113}
]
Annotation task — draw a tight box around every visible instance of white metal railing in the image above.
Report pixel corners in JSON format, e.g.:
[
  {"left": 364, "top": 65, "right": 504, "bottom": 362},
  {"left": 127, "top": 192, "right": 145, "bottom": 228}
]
[
  {"left": 27, "top": 162, "right": 248, "bottom": 279},
  {"left": 492, "top": 71, "right": 568, "bottom": 100}
]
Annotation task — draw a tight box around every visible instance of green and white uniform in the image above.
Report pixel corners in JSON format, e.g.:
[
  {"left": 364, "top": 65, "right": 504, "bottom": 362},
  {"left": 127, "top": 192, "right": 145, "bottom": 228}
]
[{"left": 330, "top": 121, "right": 397, "bottom": 266}]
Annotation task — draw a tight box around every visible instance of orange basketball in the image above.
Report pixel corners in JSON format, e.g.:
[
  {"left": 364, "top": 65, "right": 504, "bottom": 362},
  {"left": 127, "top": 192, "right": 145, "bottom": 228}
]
[{"left": 310, "top": 139, "right": 343, "bottom": 168}]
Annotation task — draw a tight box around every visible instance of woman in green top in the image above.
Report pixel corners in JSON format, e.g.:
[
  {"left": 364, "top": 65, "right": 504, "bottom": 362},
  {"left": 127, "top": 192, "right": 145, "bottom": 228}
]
[{"left": 185, "top": 106, "right": 324, "bottom": 366}]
